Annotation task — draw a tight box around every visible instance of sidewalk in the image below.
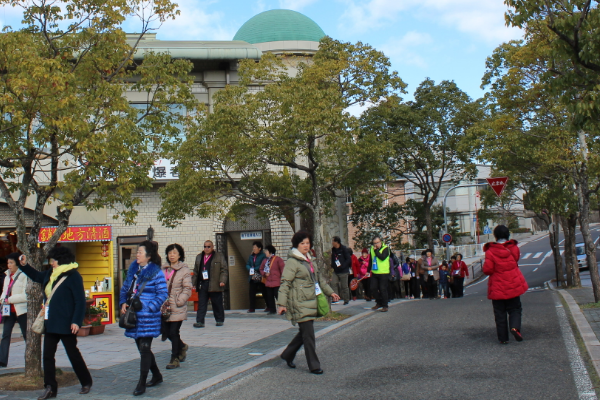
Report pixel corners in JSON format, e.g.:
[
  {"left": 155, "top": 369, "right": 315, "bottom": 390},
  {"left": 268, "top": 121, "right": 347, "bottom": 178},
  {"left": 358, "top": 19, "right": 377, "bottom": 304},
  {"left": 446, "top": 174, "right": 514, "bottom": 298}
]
[{"left": 0, "top": 298, "right": 409, "bottom": 400}]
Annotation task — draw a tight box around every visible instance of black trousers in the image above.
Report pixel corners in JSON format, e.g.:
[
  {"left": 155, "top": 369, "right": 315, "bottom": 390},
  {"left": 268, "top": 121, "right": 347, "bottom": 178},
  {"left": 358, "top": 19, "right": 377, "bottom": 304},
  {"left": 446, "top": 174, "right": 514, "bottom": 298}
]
[
  {"left": 420, "top": 275, "right": 428, "bottom": 298},
  {"left": 427, "top": 276, "right": 438, "bottom": 298},
  {"left": 362, "top": 278, "right": 372, "bottom": 299},
  {"left": 264, "top": 286, "right": 279, "bottom": 314},
  {"left": 44, "top": 333, "right": 92, "bottom": 392},
  {"left": 248, "top": 281, "right": 264, "bottom": 311},
  {"left": 454, "top": 277, "right": 465, "bottom": 297},
  {"left": 492, "top": 296, "right": 522, "bottom": 342},
  {"left": 135, "top": 337, "right": 160, "bottom": 378},
  {"left": 410, "top": 277, "right": 420, "bottom": 298},
  {"left": 370, "top": 273, "right": 389, "bottom": 307},
  {"left": 0, "top": 312, "right": 26, "bottom": 365},
  {"left": 402, "top": 280, "right": 411, "bottom": 297},
  {"left": 281, "top": 320, "right": 320, "bottom": 371},
  {"left": 196, "top": 280, "right": 225, "bottom": 323},
  {"left": 165, "top": 321, "right": 185, "bottom": 359}
]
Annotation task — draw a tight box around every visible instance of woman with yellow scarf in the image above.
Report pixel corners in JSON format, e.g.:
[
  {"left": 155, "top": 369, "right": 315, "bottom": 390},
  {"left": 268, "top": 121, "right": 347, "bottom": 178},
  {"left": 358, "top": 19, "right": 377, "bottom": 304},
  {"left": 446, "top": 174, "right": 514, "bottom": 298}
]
[{"left": 20, "top": 247, "right": 92, "bottom": 400}]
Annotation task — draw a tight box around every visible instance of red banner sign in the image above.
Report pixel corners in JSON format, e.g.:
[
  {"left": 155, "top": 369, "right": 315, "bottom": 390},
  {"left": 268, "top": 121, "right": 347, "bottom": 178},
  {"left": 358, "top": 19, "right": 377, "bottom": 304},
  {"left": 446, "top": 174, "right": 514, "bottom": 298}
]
[
  {"left": 486, "top": 177, "right": 509, "bottom": 197},
  {"left": 38, "top": 226, "right": 112, "bottom": 243}
]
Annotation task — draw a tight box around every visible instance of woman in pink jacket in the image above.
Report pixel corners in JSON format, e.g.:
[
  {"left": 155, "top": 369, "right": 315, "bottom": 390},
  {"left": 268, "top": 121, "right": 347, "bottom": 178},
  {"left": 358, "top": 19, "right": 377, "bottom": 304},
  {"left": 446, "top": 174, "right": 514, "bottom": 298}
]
[
  {"left": 483, "top": 225, "right": 528, "bottom": 344},
  {"left": 260, "top": 245, "right": 285, "bottom": 315}
]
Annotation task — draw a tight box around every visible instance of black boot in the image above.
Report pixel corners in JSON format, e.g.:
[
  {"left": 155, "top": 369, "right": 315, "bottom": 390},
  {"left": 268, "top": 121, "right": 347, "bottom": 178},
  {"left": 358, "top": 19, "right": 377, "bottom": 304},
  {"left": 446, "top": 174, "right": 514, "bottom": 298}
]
[
  {"left": 134, "top": 372, "right": 148, "bottom": 396},
  {"left": 146, "top": 364, "right": 163, "bottom": 387}
]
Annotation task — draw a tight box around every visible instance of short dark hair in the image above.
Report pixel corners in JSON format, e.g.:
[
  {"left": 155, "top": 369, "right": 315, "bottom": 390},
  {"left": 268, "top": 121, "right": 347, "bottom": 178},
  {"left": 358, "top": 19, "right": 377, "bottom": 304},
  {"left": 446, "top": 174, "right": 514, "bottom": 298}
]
[
  {"left": 421, "top": 250, "right": 427, "bottom": 256},
  {"left": 48, "top": 246, "right": 75, "bottom": 265},
  {"left": 332, "top": 236, "right": 341, "bottom": 244},
  {"left": 493, "top": 225, "right": 510, "bottom": 240},
  {"left": 138, "top": 240, "right": 161, "bottom": 265},
  {"left": 165, "top": 243, "right": 185, "bottom": 262},
  {"left": 265, "top": 245, "right": 276, "bottom": 255},
  {"left": 455, "top": 253, "right": 463, "bottom": 260},
  {"left": 252, "top": 241, "right": 263, "bottom": 250},
  {"left": 372, "top": 236, "right": 382, "bottom": 244},
  {"left": 425, "top": 249, "right": 433, "bottom": 255},
  {"left": 291, "top": 230, "right": 312, "bottom": 248},
  {"left": 450, "top": 255, "right": 457, "bottom": 260},
  {"left": 6, "top": 252, "right": 22, "bottom": 265},
  {"left": 405, "top": 257, "right": 410, "bottom": 263}
]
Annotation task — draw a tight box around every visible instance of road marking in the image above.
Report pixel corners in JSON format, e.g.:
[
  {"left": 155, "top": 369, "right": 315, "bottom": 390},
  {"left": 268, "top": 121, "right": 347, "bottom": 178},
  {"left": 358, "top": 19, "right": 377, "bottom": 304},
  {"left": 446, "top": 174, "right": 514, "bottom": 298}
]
[
  {"left": 533, "top": 268, "right": 538, "bottom": 272},
  {"left": 554, "top": 293, "right": 598, "bottom": 400},
  {"left": 561, "top": 250, "right": 565, "bottom": 255},
  {"left": 533, "top": 252, "right": 544, "bottom": 258},
  {"left": 545, "top": 251, "right": 553, "bottom": 258},
  {"left": 522, "top": 253, "right": 532, "bottom": 259}
]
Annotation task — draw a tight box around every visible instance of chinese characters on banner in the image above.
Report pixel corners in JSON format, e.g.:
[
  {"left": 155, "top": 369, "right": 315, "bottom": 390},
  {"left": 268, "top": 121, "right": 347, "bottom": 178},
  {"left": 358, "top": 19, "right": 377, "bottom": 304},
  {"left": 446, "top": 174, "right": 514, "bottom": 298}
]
[
  {"left": 150, "top": 159, "right": 179, "bottom": 180},
  {"left": 38, "top": 225, "right": 112, "bottom": 243}
]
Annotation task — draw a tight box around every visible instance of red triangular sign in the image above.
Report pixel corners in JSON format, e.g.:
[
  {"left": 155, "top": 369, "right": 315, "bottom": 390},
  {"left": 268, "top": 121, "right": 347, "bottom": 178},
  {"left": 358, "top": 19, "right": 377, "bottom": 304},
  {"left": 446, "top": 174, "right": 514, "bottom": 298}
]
[{"left": 486, "top": 177, "right": 509, "bottom": 197}]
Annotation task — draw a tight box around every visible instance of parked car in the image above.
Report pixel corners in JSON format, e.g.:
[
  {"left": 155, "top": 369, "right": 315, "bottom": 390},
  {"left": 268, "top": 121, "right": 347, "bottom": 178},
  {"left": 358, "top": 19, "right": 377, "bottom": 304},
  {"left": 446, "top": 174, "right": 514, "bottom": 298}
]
[{"left": 576, "top": 243, "right": 588, "bottom": 270}]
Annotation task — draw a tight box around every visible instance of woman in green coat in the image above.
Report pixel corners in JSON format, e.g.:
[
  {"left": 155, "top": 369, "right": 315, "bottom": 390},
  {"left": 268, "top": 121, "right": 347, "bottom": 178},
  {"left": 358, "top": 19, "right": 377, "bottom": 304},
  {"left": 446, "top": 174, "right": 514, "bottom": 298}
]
[{"left": 278, "top": 231, "right": 340, "bottom": 375}]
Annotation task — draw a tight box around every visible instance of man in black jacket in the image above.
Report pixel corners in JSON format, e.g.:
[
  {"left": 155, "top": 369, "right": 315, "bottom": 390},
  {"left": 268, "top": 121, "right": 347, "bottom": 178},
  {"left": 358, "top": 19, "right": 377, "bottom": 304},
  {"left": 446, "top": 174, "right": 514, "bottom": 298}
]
[{"left": 330, "top": 237, "right": 351, "bottom": 305}]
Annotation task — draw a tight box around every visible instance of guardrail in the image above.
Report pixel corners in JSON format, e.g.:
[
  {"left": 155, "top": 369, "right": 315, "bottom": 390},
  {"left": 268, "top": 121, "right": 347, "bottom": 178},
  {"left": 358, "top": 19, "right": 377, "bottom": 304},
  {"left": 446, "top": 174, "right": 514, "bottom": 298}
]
[{"left": 404, "top": 243, "right": 485, "bottom": 261}]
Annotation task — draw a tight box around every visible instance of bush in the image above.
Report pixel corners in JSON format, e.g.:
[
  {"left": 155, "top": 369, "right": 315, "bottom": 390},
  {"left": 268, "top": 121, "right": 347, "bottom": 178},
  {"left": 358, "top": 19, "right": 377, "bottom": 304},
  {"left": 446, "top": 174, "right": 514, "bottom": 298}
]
[{"left": 511, "top": 228, "right": 531, "bottom": 234}]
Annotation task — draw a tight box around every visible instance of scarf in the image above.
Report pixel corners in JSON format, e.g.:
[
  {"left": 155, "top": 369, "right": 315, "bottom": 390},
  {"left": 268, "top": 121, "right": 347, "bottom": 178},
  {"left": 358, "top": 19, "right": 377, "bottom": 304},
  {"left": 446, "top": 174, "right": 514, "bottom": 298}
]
[{"left": 45, "top": 262, "right": 78, "bottom": 299}]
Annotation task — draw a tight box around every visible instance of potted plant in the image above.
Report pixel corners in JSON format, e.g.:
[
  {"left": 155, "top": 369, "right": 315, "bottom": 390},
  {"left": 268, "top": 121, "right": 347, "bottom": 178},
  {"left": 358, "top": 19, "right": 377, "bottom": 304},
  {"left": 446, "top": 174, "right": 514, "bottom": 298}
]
[
  {"left": 85, "top": 305, "right": 103, "bottom": 325},
  {"left": 77, "top": 325, "right": 92, "bottom": 337},
  {"left": 89, "top": 319, "right": 105, "bottom": 335}
]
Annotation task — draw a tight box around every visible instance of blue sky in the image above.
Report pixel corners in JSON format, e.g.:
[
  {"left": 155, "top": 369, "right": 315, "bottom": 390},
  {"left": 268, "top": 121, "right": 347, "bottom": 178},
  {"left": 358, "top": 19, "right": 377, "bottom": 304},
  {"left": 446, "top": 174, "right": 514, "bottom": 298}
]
[{"left": 1, "top": 0, "right": 523, "bottom": 101}]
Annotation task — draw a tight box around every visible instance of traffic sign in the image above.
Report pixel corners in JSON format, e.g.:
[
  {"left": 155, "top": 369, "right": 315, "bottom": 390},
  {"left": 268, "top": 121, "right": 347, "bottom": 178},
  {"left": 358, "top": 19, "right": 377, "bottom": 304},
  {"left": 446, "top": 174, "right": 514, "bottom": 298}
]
[
  {"left": 486, "top": 177, "right": 509, "bottom": 197},
  {"left": 483, "top": 226, "right": 492, "bottom": 234},
  {"left": 442, "top": 233, "right": 452, "bottom": 243}
]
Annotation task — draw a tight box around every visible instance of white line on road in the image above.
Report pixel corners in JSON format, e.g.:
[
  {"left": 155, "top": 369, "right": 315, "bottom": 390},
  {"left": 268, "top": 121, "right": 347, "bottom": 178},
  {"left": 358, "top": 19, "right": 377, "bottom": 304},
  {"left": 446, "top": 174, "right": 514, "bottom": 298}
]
[
  {"left": 533, "top": 252, "right": 544, "bottom": 258},
  {"left": 554, "top": 294, "right": 598, "bottom": 400},
  {"left": 533, "top": 268, "right": 538, "bottom": 272},
  {"left": 522, "top": 253, "right": 532, "bottom": 259},
  {"left": 545, "top": 251, "right": 553, "bottom": 258}
]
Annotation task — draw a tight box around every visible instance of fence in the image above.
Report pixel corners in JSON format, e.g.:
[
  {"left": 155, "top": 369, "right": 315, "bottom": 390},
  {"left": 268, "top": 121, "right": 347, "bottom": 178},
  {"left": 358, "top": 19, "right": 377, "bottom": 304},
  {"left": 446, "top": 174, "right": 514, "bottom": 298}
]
[{"left": 404, "top": 243, "right": 485, "bottom": 261}]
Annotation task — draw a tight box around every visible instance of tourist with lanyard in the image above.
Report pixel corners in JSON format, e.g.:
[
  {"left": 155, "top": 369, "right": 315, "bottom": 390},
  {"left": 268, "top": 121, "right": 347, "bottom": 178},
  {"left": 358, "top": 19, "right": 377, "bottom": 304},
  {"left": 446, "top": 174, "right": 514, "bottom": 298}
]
[
  {"left": 358, "top": 249, "right": 372, "bottom": 301},
  {"left": 408, "top": 257, "right": 420, "bottom": 299},
  {"left": 119, "top": 241, "right": 168, "bottom": 396},
  {"left": 161, "top": 244, "right": 192, "bottom": 370},
  {"left": 368, "top": 236, "right": 391, "bottom": 312},
  {"left": 260, "top": 245, "right": 285, "bottom": 315},
  {"left": 278, "top": 231, "right": 340, "bottom": 374},
  {"left": 246, "top": 241, "right": 266, "bottom": 313},
  {"left": 401, "top": 257, "right": 412, "bottom": 299},
  {"left": 193, "top": 240, "right": 228, "bottom": 327},
  {"left": 0, "top": 252, "right": 28, "bottom": 368},
  {"left": 451, "top": 253, "right": 469, "bottom": 297}
]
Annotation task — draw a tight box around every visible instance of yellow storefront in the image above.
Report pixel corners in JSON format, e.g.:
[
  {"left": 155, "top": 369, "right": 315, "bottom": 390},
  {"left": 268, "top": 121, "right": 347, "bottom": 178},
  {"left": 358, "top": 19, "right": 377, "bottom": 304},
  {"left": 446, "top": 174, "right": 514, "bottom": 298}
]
[{"left": 38, "top": 225, "right": 116, "bottom": 324}]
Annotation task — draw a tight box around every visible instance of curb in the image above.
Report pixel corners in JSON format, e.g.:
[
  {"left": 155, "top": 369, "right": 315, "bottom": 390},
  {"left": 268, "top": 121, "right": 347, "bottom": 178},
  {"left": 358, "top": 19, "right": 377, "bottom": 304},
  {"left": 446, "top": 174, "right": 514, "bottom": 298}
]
[
  {"left": 162, "top": 299, "right": 414, "bottom": 400},
  {"left": 556, "top": 289, "right": 600, "bottom": 380}
]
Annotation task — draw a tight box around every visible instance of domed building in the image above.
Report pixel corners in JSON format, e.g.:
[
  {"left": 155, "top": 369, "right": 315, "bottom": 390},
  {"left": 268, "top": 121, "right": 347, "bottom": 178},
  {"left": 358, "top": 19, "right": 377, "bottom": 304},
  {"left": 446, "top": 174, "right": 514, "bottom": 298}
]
[{"left": 233, "top": 9, "right": 326, "bottom": 54}]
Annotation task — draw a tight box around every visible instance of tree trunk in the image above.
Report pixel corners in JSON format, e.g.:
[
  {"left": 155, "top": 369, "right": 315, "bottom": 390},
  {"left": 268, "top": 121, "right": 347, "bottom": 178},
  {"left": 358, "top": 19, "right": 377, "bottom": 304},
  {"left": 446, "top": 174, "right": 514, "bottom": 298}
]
[
  {"left": 575, "top": 168, "right": 599, "bottom": 300},
  {"left": 311, "top": 191, "right": 329, "bottom": 282},
  {"left": 550, "top": 214, "right": 564, "bottom": 288},
  {"left": 24, "top": 247, "right": 45, "bottom": 378},
  {"left": 561, "top": 215, "right": 573, "bottom": 287},
  {"left": 424, "top": 203, "right": 434, "bottom": 251},
  {"left": 568, "top": 214, "right": 581, "bottom": 288}
]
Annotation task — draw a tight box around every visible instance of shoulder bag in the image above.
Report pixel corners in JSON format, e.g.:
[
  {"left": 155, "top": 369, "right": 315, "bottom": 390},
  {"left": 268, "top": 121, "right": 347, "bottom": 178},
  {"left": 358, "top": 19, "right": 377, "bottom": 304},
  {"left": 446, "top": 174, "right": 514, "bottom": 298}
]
[
  {"left": 317, "top": 293, "right": 329, "bottom": 317},
  {"left": 161, "top": 269, "right": 177, "bottom": 321},
  {"left": 32, "top": 276, "right": 68, "bottom": 334},
  {"left": 119, "top": 278, "right": 148, "bottom": 329}
]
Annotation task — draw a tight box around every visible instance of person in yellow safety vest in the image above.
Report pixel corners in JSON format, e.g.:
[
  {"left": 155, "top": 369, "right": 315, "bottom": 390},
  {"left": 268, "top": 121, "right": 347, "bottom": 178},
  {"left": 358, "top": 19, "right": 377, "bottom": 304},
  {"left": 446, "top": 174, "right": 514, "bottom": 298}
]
[{"left": 368, "top": 236, "right": 390, "bottom": 312}]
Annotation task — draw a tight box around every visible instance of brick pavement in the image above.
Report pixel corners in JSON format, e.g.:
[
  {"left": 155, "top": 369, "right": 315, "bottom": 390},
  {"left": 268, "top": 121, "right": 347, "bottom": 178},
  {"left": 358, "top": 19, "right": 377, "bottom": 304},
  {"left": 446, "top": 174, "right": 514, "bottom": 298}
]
[{"left": 0, "top": 303, "right": 381, "bottom": 400}]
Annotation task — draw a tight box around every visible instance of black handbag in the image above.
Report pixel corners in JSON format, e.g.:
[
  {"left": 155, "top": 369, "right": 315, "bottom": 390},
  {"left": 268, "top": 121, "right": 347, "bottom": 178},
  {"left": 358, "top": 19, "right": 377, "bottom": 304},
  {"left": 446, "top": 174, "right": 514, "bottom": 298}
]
[{"left": 119, "top": 278, "right": 148, "bottom": 329}]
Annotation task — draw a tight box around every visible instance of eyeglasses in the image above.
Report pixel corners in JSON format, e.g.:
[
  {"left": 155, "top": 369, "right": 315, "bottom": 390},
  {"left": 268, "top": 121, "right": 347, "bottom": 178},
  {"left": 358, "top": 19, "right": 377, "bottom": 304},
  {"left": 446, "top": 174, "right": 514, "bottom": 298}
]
[{"left": 204, "top": 246, "right": 212, "bottom": 248}]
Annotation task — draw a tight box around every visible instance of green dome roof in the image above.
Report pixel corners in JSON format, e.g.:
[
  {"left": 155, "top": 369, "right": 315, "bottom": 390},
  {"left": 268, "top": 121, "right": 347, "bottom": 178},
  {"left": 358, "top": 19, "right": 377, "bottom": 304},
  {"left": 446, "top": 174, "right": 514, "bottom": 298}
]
[{"left": 233, "top": 10, "right": 325, "bottom": 44}]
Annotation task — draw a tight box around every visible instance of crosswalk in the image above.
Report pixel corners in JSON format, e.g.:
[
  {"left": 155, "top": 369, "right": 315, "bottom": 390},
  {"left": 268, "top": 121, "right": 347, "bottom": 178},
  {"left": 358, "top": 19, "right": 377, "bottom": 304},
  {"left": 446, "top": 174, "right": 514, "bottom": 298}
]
[{"left": 521, "top": 251, "right": 552, "bottom": 260}]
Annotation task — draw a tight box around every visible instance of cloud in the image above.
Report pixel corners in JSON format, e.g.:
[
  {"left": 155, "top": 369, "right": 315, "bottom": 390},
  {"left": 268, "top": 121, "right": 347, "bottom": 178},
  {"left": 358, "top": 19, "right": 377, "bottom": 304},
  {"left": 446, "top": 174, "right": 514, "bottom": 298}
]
[
  {"left": 338, "top": 0, "right": 522, "bottom": 44},
  {"left": 278, "top": 0, "right": 319, "bottom": 10},
  {"left": 380, "top": 31, "right": 433, "bottom": 68}
]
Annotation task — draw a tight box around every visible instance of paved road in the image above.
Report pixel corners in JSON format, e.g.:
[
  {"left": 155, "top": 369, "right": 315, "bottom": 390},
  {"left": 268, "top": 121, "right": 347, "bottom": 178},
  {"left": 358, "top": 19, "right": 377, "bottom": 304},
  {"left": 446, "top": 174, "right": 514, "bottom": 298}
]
[{"left": 201, "top": 232, "right": 598, "bottom": 400}]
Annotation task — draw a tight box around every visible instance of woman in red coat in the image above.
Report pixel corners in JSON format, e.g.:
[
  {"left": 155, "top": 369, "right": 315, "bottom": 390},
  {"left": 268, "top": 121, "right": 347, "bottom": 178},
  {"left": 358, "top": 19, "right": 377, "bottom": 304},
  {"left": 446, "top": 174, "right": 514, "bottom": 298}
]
[
  {"left": 483, "top": 225, "right": 529, "bottom": 344},
  {"left": 260, "top": 245, "right": 285, "bottom": 315}
]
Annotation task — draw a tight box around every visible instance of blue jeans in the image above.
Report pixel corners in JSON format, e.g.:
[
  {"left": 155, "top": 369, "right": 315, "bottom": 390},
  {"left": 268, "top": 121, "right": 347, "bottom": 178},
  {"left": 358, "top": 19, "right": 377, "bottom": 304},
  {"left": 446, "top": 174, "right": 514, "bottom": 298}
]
[{"left": 439, "top": 282, "right": 450, "bottom": 298}]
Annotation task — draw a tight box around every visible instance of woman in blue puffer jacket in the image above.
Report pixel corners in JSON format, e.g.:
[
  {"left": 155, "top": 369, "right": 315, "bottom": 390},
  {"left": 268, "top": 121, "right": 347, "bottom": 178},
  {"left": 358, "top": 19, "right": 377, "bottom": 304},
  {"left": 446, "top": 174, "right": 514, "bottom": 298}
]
[{"left": 119, "top": 241, "right": 168, "bottom": 396}]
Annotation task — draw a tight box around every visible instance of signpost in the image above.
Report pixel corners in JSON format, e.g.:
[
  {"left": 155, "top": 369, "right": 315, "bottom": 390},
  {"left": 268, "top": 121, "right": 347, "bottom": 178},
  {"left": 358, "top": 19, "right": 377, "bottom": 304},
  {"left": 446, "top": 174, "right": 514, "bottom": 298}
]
[
  {"left": 486, "top": 177, "right": 509, "bottom": 197},
  {"left": 442, "top": 233, "right": 452, "bottom": 244}
]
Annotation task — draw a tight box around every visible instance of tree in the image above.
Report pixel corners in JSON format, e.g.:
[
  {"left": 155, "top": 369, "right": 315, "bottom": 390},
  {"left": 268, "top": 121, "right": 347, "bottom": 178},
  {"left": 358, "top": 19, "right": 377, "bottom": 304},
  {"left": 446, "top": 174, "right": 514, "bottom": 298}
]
[
  {"left": 474, "top": 38, "right": 581, "bottom": 288},
  {"left": 158, "top": 37, "right": 405, "bottom": 274},
  {"left": 361, "top": 79, "right": 478, "bottom": 250},
  {"left": 505, "top": 0, "right": 600, "bottom": 298},
  {"left": 0, "top": 0, "right": 197, "bottom": 377}
]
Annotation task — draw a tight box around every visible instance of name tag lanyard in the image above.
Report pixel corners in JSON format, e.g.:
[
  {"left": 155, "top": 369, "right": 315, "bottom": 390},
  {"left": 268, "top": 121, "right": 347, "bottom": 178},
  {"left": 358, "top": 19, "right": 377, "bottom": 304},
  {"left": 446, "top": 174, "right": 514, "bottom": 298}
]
[{"left": 203, "top": 253, "right": 212, "bottom": 280}]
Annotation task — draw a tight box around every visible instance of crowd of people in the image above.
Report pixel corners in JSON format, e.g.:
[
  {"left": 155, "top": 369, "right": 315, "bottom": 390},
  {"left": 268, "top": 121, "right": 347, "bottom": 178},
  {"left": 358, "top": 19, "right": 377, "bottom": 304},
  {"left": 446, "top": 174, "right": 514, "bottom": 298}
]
[{"left": 0, "top": 223, "right": 528, "bottom": 399}]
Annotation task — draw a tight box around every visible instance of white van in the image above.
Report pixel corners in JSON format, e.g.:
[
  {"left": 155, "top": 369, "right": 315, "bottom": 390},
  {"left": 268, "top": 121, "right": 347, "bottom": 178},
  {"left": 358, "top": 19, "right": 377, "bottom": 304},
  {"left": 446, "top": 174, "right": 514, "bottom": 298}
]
[{"left": 576, "top": 243, "right": 588, "bottom": 270}]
